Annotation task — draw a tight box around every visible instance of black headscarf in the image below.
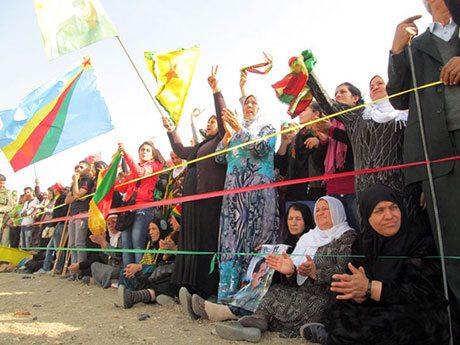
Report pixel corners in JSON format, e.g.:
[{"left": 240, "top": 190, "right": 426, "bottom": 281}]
[
  {"left": 148, "top": 216, "right": 170, "bottom": 250},
  {"left": 355, "top": 185, "right": 420, "bottom": 283},
  {"left": 284, "top": 203, "right": 314, "bottom": 251}
]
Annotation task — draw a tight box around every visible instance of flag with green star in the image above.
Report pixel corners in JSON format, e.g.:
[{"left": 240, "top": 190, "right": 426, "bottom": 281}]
[{"left": 144, "top": 47, "right": 200, "bottom": 126}]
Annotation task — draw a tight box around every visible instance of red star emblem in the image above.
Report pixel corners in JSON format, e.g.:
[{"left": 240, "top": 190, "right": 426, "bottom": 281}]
[
  {"left": 81, "top": 56, "right": 92, "bottom": 68},
  {"left": 164, "top": 62, "right": 178, "bottom": 83}
]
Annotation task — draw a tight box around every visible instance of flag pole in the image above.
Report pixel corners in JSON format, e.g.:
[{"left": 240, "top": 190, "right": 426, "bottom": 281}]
[
  {"left": 115, "top": 36, "right": 165, "bottom": 119},
  {"left": 406, "top": 31, "right": 454, "bottom": 345},
  {"left": 32, "top": 164, "right": 38, "bottom": 180}
]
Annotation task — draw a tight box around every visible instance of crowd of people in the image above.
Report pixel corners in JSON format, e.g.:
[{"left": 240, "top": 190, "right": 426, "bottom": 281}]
[{"left": 1, "top": 1, "right": 460, "bottom": 343}]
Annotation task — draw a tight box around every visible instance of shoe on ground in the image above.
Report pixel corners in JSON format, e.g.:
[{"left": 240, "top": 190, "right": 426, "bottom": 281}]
[
  {"left": 118, "top": 284, "right": 133, "bottom": 309},
  {"left": 214, "top": 322, "right": 261, "bottom": 343},
  {"left": 110, "top": 282, "right": 119, "bottom": 289},
  {"left": 67, "top": 273, "right": 77, "bottom": 281},
  {"left": 58, "top": 272, "right": 71, "bottom": 279},
  {"left": 33, "top": 268, "right": 49, "bottom": 275},
  {"left": 156, "top": 294, "right": 174, "bottom": 306},
  {"left": 191, "top": 294, "right": 208, "bottom": 319},
  {"left": 179, "top": 286, "right": 198, "bottom": 320},
  {"left": 80, "top": 276, "right": 90, "bottom": 285},
  {"left": 299, "top": 322, "right": 328, "bottom": 345},
  {"left": 238, "top": 315, "right": 269, "bottom": 332}
]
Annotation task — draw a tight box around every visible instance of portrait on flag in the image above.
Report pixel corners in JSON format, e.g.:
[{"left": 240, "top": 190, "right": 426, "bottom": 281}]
[
  {"left": 221, "top": 244, "right": 290, "bottom": 312},
  {"left": 34, "top": 0, "right": 118, "bottom": 60}
]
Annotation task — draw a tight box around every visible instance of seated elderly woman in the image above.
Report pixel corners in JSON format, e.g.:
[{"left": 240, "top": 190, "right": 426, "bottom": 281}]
[
  {"left": 301, "top": 185, "right": 449, "bottom": 345},
  {"left": 214, "top": 196, "right": 356, "bottom": 342},
  {"left": 189, "top": 203, "right": 313, "bottom": 321}
]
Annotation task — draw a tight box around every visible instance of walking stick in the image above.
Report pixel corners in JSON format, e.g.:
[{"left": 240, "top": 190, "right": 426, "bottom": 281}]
[
  {"left": 406, "top": 31, "right": 454, "bottom": 345},
  {"left": 61, "top": 240, "right": 72, "bottom": 276},
  {"left": 51, "top": 204, "right": 71, "bottom": 276}
]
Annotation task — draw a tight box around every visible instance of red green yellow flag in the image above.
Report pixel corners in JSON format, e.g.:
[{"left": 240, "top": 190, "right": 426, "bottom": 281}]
[
  {"left": 0, "top": 57, "right": 114, "bottom": 172},
  {"left": 88, "top": 151, "right": 122, "bottom": 235},
  {"left": 144, "top": 47, "right": 200, "bottom": 126},
  {"left": 34, "top": 0, "right": 118, "bottom": 61},
  {"left": 272, "top": 50, "right": 317, "bottom": 118}
]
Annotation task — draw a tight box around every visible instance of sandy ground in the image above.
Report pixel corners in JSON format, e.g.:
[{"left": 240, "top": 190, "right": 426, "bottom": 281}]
[{"left": 0, "top": 272, "right": 314, "bottom": 345}]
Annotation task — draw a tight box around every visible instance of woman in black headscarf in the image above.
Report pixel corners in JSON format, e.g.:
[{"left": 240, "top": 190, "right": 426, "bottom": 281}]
[
  {"left": 301, "top": 185, "right": 449, "bottom": 345},
  {"left": 161, "top": 66, "right": 226, "bottom": 306}
]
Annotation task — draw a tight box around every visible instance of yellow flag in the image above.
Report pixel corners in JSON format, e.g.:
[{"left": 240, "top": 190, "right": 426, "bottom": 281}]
[
  {"left": 144, "top": 47, "right": 200, "bottom": 126},
  {"left": 34, "top": 0, "right": 118, "bottom": 60}
]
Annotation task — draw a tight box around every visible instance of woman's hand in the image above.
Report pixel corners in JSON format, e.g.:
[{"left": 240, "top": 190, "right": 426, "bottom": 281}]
[
  {"left": 159, "top": 237, "right": 177, "bottom": 251},
  {"left": 222, "top": 108, "right": 242, "bottom": 132},
  {"left": 312, "top": 116, "right": 331, "bottom": 135},
  {"left": 162, "top": 116, "right": 176, "bottom": 133},
  {"left": 254, "top": 244, "right": 264, "bottom": 252},
  {"left": 305, "top": 137, "right": 320, "bottom": 149},
  {"left": 297, "top": 255, "right": 317, "bottom": 279},
  {"left": 266, "top": 252, "right": 295, "bottom": 277},
  {"left": 330, "top": 262, "right": 369, "bottom": 301},
  {"left": 208, "top": 65, "right": 220, "bottom": 93},
  {"left": 240, "top": 70, "right": 247, "bottom": 97},
  {"left": 118, "top": 142, "right": 127, "bottom": 155},
  {"left": 89, "top": 234, "right": 107, "bottom": 248},
  {"left": 190, "top": 108, "right": 204, "bottom": 122},
  {"left": 124, "top": 263, "right": 142, "bottom": 279},
  {"left": 68, "top": 263, "right": 80, "bottom": 273}
]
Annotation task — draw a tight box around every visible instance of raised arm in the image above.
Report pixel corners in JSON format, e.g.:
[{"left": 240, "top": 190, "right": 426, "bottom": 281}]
[
  {"left": 161, "top": 118, "right": 194, "bottom": 160},
  {"left": 208, "top": 65, "right": 226, "bottom": 139}
]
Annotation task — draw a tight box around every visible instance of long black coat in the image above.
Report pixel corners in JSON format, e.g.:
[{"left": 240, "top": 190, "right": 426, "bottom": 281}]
[{"left": 386, "top": 28, "right": 460, "bottom": 185}]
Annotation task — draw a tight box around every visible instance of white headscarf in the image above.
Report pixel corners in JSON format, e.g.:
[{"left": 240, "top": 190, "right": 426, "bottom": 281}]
[
  {"left": 239, "top": 95, "right": 271, "bottom": 134},
  {"left": 291, "top": 196, "right": 353, "bottom": 286},
  {"left": 362, "top": 99, "right": 408, "bottom": 124}
]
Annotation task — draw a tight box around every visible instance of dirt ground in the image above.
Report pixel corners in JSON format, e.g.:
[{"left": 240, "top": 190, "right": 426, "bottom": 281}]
[{"left": 0, "top": 272, "right": 315, "bottom": 345}]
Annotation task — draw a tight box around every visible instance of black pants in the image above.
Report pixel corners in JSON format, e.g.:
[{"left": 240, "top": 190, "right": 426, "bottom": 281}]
[{"left": 9, "top": 226, "right": 20, "bottom": 248}]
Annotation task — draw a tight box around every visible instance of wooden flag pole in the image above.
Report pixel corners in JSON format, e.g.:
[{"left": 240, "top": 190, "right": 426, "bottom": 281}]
[
  {"left": 115, "top": 36, "right": 165, "bottom": 119},
  {"left": 51, "top": 205, "right": 71, "bottom": 276}
]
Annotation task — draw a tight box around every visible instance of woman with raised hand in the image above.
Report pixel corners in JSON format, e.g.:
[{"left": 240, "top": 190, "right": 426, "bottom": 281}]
[
  {"left": 116, "top": 141, "right": 164, "bottom": 265},
  {"left": 301, "top": 185, "right": 449, "bottom": 345},
  {"left": 311, "top": 76, "right": 423, "bottom": 226},
  {"left": 214, "top": 197, "right": 356, "bottom": 342},
  {"left": 163, "top": 66, "right": 226, "bottom": 306},
  {"left": 215, "top": 70, "right": 279, "bottom": 303}
]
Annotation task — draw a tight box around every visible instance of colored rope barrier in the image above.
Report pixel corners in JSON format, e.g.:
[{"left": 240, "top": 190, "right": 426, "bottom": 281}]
[{"left": 15, "top": 79, "right": 443, "bottom": 223}]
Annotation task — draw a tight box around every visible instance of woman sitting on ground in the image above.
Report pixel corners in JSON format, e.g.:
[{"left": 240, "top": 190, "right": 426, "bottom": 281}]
[
  {"left": 118, "top": 216, "right": 171, "bottom": 291},
  {"left": 190, "top": 203, "right": 313, "bottom": 322},
  {"left": 301, "top": 185, "right": 449, "bottom": 345},
  {"left": 118, "top": 208, "right": 181, "bottom": 308},
  {"left": 84, "top": 214, "right": 123, "bottom": 288},
  {"left": 213, "top": 197, "right": 356, "bottom": 342}
]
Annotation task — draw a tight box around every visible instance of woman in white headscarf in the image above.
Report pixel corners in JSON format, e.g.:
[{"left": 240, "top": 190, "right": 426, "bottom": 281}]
[
  {"left": 214, "top": 196, "right": 356, "bottom": 341},
  {"left": 215, "top": 71, "right": 279, "bottom": 303},
  {"left": 311, "top": 76, "right": 422, "bottom": 223}
]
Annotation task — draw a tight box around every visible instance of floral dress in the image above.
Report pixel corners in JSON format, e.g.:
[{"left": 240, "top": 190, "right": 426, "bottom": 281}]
[{"left": 216, "top": 118, "right": 279, "bottom": 302}]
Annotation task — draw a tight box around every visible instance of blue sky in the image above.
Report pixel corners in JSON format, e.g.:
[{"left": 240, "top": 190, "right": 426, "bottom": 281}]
[{"left": 0, "top": 0, "right": 430, "bottom": 192}]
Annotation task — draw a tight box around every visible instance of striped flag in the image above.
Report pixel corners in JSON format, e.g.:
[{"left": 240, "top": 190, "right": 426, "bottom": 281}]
[
  {"left": 88, "top": 151, "right": 122, "bottom": 235},
  {"left": 0, "top": 56, "right": 114, "bottom": 172}
]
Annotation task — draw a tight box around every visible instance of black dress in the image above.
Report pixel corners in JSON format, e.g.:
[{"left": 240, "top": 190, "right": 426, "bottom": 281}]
[
  {"left": 323, "top": 186, "right": 449, "bottom": 345},
  {"left": 168, "top": 92, "right": 227, "bottom": 298}
]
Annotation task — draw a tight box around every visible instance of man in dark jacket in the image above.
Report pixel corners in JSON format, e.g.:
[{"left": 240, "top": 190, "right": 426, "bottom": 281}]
[{"left": 387, "top": 0, "right": 460, "bottom": 340}]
